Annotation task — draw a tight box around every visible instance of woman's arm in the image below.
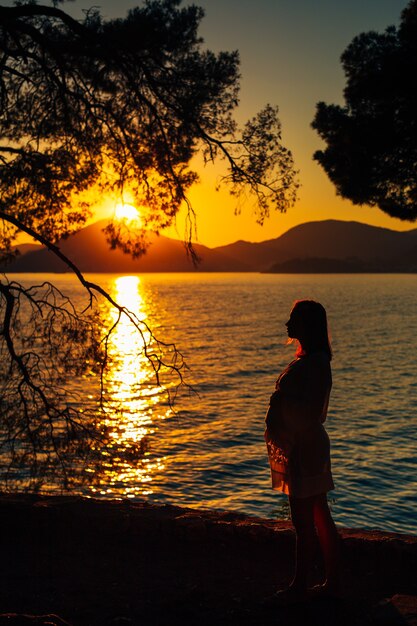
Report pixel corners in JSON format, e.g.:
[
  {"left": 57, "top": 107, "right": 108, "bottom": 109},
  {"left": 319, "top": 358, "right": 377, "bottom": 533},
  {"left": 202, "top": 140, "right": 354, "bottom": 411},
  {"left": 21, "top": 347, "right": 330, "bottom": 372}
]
[{"left": 281, "top": 355, "right": 332, "bottom": 427}]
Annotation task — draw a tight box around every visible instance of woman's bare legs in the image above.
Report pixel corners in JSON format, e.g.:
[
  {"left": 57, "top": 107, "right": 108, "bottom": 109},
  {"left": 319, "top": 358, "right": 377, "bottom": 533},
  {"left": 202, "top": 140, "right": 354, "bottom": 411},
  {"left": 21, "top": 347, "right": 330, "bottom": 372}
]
[
  {"left": 288, "top": 495, "right": 317, "bottom": 595},
  {"left": 273, "top": 493, "right": 340, "bottom": 603},
  {"left": 313, "top": 493, "right": 341, "bottom": 593}
]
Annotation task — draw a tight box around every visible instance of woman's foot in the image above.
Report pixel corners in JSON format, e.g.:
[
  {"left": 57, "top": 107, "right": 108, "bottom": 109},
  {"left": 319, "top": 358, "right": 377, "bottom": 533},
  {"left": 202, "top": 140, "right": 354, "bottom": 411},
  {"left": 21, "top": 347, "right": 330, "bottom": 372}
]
[
  {"left": 309, "top": 581, "right": 343, "bottom": 600},
  {"left": 263, "top": 584, "right": 309, "bottom": 607}
]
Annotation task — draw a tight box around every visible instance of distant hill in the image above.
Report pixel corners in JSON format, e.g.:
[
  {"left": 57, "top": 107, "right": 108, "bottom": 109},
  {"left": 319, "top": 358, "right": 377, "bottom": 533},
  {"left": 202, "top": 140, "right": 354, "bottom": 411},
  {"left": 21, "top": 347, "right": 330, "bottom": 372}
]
[
  {"left": 2, "top": 218, "right": 417, "bottom": 273},
  {"left": 216, "top": 220, "right": 417, "bottom": 272},
  {"left": 0, "top": 242, "right": 41, "bottom": 261},
  {"left": 266, "top": 257, "right": 371, "bottom": 273},
  {"left": 1, "top": 220, "right": 251, "bottom": 273},
  {"left": 13, "top": 243, "right": 42, "bottom": 256}
]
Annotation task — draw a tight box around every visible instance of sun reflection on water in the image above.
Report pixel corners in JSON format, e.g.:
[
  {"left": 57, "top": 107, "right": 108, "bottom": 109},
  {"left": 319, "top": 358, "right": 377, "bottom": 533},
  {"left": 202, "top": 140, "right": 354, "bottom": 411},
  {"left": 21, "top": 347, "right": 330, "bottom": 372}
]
[{"left": 89, "top": 275, "right": 169, "bottom": 498}]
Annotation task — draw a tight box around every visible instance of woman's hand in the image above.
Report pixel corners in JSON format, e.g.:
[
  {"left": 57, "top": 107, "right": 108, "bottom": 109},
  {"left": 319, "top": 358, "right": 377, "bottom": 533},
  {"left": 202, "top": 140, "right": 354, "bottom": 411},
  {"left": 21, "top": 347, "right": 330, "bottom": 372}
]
[{"left": 265, "top": 397, "right": 283, "bottom": 444}]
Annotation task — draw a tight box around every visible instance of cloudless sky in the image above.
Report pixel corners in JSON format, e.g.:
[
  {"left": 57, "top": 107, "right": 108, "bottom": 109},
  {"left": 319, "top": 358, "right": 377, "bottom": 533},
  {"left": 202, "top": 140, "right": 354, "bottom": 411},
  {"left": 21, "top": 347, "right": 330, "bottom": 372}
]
[{"left": 5, "top": 0, "right": 413, "bottom": 246}]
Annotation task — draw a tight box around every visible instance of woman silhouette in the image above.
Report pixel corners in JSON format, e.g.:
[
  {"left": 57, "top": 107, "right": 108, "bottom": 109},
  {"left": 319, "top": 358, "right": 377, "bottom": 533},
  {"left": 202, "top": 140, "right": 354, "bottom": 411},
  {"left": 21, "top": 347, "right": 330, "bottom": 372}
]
[{"left": 265, "top": 300, "right": 340, "bottom": 601}]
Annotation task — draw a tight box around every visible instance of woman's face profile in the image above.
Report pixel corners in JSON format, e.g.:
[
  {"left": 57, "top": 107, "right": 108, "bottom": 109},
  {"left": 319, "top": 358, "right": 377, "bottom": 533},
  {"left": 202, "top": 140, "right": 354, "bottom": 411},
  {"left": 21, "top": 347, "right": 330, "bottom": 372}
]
[{"left": 286, "top": 306, "right": 304, "bottom": 340}]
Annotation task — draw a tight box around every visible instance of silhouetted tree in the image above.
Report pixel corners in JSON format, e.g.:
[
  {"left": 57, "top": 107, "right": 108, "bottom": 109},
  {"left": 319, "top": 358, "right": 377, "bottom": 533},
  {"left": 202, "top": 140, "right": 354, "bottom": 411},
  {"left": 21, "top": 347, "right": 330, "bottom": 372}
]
[
  {"left": 0, "top": 0, "right": 298, "bottom": 488},
  {"left": 312, "top": 0, "right": 417, "bottom": 221}
]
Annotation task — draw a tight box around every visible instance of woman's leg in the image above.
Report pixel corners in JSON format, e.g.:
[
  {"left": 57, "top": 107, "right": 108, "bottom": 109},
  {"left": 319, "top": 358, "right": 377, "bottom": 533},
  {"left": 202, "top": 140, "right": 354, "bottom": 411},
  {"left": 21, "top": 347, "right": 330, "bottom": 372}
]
[
  {"left": 313, "top": 493, "right": 341, "bottom": 592},
  {"left": 288, "top": 495, "right": 317, "bottom": 593}
]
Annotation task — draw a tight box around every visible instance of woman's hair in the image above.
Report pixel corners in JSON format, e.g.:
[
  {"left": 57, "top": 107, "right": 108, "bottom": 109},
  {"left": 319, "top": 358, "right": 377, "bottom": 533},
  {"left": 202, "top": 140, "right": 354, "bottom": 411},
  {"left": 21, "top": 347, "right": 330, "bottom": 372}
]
[{"left": 292, "top": 299, "right": 332, "bottom": 360}]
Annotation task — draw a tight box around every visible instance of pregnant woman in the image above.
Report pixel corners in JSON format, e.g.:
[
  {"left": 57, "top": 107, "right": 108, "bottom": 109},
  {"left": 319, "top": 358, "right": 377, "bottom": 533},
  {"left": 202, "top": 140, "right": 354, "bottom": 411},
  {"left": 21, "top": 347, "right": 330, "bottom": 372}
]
[{"left": 264, "top": 300, "right": 340, "bottom": 602}]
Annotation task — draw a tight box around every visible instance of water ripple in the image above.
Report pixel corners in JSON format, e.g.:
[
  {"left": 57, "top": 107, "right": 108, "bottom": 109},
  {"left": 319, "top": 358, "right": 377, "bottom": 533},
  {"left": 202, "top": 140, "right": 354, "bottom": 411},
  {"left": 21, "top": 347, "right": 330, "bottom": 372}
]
[{"left": 14, "top": 272, "right": 417, "bottom": 535}]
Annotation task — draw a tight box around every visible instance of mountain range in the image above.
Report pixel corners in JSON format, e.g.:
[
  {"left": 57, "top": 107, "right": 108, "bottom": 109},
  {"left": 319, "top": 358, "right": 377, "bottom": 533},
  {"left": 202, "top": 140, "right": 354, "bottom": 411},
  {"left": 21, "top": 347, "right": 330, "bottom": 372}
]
[{"left": 3, "top": 219, "right": 417, "bottom": 273}]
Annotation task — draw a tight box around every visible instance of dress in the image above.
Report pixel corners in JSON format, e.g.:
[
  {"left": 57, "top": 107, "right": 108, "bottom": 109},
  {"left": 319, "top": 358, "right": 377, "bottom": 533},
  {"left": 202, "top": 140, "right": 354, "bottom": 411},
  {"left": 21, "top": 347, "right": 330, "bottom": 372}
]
[{"left": 265, "top": 351, "right": 334, "bottom": 498}]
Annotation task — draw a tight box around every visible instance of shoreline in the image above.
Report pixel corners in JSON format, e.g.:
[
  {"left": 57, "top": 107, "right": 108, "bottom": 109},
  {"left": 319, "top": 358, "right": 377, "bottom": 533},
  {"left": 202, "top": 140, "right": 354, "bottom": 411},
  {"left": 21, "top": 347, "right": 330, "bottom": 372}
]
[{"left": 0, "top": 494, "right": 416, "bottom": 625}]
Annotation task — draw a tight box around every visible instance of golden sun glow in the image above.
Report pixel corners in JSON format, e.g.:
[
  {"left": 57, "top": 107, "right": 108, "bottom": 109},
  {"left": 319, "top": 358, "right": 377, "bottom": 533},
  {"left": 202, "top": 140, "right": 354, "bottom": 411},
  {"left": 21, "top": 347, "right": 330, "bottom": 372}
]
[
  {"left": 114, "top": 202, "right": 142, "bottom": 223},
  {"left": 89, "top": 276, "right": 170, "bottom": 499}
]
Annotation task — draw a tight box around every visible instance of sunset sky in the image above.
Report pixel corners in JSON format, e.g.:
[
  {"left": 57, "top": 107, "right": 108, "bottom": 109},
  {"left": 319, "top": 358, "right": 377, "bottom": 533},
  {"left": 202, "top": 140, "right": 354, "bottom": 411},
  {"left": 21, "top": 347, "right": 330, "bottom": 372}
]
[{"left": 10, "top": 0, "right": 415, "bottom": 246}]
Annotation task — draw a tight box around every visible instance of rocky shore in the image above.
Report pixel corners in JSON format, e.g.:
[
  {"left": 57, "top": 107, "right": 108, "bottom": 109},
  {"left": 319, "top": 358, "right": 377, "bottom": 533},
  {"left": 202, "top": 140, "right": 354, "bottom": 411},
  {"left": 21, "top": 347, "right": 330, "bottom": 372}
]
[{"left": 0, "top": 494, "right": 416, "bottom": 625}]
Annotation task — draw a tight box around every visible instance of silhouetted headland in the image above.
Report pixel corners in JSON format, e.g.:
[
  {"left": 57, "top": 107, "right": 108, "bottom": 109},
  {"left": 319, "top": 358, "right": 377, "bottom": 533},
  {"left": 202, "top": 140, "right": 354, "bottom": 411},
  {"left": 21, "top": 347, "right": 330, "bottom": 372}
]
[
  {"left": 3, "top": 219, "right": 417, "bottom": 273},
  {"left": 0, "top": 494, "right": 416, "bottom": 625}
]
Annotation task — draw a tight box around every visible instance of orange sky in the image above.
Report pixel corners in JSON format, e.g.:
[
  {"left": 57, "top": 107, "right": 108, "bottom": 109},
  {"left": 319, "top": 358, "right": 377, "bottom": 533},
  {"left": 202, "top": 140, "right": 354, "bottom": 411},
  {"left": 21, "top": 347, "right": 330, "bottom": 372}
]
[
  {"left": 91, "top": 0, "right": 415, "bottom": 247},
  {"left": 7, "top": 0, "right": 414, "bottom": 248}
]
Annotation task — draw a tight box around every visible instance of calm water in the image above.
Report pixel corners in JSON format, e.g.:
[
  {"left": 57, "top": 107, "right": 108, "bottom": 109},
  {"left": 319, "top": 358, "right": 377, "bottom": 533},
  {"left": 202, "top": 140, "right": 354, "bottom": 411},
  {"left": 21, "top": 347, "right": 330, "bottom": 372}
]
[{"left": 7, "top": 273, "right": 417, "bottom": 534}]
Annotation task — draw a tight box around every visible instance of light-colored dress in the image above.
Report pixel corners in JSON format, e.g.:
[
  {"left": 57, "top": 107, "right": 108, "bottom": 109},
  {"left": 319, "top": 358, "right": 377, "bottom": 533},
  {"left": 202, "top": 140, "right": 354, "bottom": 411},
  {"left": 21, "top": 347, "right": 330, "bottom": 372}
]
[{"left": 265, "top": 351, "right": 334, "bottom": 498}]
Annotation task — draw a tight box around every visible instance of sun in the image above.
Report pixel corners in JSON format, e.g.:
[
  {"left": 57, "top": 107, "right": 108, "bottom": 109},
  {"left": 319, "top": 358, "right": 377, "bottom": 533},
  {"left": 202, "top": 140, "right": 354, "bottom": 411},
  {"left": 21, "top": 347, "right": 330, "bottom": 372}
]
[{"left": 114, "top": 203, "right": 142, "bottom": 223}]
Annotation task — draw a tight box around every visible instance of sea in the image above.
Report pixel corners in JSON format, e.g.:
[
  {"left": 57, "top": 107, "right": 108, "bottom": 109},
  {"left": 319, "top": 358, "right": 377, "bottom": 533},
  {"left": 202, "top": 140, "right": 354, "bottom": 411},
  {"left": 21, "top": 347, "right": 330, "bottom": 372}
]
[{"left": 5, "top": 273, "right": 417, "bottom": 535}]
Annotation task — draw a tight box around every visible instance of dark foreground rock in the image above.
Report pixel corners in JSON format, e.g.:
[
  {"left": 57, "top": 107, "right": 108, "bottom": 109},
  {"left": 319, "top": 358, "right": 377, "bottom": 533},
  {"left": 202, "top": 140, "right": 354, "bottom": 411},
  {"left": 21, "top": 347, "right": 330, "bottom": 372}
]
[{"left": 0, "top": 495, "right": 416, "bottom": 625}]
